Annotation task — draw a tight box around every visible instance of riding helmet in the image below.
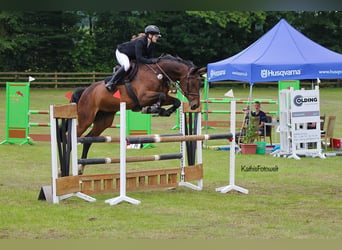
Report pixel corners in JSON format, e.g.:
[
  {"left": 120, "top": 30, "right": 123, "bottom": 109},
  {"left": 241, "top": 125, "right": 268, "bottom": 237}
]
[{"left": 145, "top": 25, "right": 161, "bottom": 37}]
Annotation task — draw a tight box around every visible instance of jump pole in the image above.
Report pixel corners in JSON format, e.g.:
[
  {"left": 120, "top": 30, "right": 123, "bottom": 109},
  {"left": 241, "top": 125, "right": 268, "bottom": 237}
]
[
  {"left": 105, "top": 102, "right": 141, "bottom": 206},
  {"left": 216, "top": 100, "right": 248, "bottom": 194}
]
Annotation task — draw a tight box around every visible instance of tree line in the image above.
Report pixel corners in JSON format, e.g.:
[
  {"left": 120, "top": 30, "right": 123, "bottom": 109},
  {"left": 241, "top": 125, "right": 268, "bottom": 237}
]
[{"left": 1, "top": 11, "right": 342, "bottom": 73}]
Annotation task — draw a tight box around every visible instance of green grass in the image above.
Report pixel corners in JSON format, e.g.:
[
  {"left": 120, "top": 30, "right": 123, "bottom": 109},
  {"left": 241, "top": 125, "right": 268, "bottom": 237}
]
[{"left": 0, "top": 86, "right": 341, "bottom": 239}]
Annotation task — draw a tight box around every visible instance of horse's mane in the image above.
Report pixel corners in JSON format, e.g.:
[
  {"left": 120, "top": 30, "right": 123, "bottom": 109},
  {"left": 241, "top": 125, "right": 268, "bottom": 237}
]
[{"left": 158, "top": 54, "right": 195, "bottom": 68}]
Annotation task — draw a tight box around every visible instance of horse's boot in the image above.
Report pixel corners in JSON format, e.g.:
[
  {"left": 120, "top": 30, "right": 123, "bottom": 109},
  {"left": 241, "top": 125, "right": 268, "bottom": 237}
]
[
  {"left": 105, "top": 66, "right": 125, "bottom": 91},
  {"left": 142, "top": 103, "right": 160, "bottom": 114},
  {"left": 149, "top": 103, "right": 160, "bottom": 113}
]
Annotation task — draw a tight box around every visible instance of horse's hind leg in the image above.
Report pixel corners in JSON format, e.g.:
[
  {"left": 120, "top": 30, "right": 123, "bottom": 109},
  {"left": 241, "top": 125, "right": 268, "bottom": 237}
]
[
  {"left": 78, "top": 112, "right": 116, "bottom": 174},
  {"left": 77, "top": 108, "right": 97, "bottom": 138}
]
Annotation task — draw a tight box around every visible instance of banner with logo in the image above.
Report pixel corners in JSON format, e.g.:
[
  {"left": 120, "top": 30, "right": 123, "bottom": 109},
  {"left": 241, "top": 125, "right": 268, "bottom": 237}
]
[{"left": 290, "top": 89, "right": 320, "bottom": 123}]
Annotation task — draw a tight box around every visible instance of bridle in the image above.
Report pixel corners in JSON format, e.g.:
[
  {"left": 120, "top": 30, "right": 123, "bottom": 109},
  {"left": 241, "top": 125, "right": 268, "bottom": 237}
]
[{"left": 149, "top": 63, "right": 200, "bottom": 98}]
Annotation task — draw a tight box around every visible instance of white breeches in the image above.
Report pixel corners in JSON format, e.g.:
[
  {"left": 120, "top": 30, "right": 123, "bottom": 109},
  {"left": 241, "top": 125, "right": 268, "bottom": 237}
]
[{"left": 116, "top": 49, "right": 130, "bottom": 71}]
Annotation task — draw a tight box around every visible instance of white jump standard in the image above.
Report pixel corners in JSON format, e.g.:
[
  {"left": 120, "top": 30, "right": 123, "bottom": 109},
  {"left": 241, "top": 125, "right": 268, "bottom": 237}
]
[
  {"left": 105, "top": 103, "right": 140, "bottom": 205},
  {"left": 216, "top": 100, "right": 248, "bottom": 194}
]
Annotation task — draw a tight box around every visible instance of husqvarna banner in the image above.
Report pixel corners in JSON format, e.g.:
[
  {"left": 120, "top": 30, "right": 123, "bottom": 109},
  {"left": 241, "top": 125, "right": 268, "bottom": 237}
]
[{"left": 207, "top": 19, "right": 342, "bottom": 84}]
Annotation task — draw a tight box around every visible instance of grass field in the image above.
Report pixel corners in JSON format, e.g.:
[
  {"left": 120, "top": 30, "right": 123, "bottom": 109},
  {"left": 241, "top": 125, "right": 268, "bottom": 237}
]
[{"left": 0, "top": 85, "right": 341, "bottom": 239}]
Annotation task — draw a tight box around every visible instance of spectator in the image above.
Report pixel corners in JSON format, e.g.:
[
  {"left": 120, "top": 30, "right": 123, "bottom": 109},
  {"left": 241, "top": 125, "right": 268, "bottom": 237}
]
[
  {"left": 252, "top": 101, "right": 267, "bottom": 136},
  {"left": 235, "top": 101, "right": 267, "bottom": 143}
]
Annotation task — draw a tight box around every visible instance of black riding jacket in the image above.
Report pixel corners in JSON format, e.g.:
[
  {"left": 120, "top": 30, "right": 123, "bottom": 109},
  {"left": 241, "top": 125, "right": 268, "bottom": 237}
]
[{"left": 117, "top": 36, "right": 156, "bottom": 64}]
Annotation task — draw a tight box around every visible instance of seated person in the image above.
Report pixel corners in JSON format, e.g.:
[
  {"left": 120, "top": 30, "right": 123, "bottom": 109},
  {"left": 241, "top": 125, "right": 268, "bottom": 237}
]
[
  {"left": 252, "top": 101, "right": 267, "bottom": 136},
  {"left": 235, "top": 101, "right": 267, "bottom": 143}
]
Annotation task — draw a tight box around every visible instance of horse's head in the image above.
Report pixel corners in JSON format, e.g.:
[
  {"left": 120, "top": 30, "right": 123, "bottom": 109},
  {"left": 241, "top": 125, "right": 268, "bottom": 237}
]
[
  {"left": 179, "top": 66, "right": 206, "bottom": 110},
  {"left": 157, "top": 54, "right": 206, "bottom": 110}
]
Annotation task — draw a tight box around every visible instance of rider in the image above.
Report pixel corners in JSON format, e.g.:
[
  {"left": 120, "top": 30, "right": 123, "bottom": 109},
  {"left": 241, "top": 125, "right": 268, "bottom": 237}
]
[{"left": 105, "top": 25, "right": 162, "bottom": 91}]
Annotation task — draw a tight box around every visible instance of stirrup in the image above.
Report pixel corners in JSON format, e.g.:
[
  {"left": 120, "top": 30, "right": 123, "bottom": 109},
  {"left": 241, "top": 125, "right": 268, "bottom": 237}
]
[{"left": 105, "top": 81, "right": 114, "bottom": 91}]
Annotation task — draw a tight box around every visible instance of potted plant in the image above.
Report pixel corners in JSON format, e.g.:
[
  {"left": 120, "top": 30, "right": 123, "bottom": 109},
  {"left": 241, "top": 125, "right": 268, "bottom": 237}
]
[{"left": 240, "top": 116, "right": 259, "bottom": 154}]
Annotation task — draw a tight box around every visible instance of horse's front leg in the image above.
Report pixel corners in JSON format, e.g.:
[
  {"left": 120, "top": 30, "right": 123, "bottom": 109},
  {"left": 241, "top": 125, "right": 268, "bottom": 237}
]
[
  {"left": 140, "top": 92, "right": 166, "bottom": 114},
  {"left": 158, "top": 95, "right": 181, "bottom": 117},
  {"left": 139, "top": 92, "right": 181, "bottom": 116}
]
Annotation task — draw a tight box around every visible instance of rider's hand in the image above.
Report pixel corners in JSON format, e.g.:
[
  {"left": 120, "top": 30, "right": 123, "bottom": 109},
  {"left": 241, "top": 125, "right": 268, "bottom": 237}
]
[{"left": 151, "top": 58, "right": 159, "bottom": 64}]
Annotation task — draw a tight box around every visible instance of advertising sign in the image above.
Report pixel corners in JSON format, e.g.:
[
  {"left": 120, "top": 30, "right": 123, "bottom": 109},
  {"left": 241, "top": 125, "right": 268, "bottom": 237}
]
[{"left": 290, "top": 89, "right": 320, "bottom": 123}]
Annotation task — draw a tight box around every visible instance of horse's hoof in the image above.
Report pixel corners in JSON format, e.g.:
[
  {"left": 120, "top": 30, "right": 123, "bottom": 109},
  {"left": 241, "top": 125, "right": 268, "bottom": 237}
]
[
  {"left": 78, "top": 165, "right": 84, "bottom": 175},
  {"left": 158, "top": 108, "right": 171, "bottom": 117},
  {"left": 141, "top": 107, "right": 148, "bottom": 114}
]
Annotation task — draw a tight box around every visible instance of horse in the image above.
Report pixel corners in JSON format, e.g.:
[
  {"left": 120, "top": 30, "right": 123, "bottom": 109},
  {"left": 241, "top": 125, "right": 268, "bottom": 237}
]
[{"left": 71, "top": 54, "right": 206, "bottom": 174}]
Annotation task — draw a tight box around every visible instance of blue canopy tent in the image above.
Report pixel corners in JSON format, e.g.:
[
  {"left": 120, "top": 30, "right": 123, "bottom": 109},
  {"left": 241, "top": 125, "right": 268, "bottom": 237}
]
[{"left": 207, "top": 18, "right": 342, "bottom": 94}]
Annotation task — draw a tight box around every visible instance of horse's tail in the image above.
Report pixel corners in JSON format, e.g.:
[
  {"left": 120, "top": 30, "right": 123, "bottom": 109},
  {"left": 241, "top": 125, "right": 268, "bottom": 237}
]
[{"left": 71, "top": 87, "right": 86, "bottom": 104}]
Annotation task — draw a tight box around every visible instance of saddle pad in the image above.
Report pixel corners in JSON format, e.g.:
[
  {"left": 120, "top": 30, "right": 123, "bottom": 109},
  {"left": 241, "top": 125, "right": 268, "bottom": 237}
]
[{"left": 113, "top": 90, "right": 121, "bottom": 100}]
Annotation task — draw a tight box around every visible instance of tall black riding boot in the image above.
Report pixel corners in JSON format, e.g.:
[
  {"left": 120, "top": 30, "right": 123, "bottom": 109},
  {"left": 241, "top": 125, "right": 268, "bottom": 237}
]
[{"left": 105, "top": 66, "right": 125, "bottom": 91}]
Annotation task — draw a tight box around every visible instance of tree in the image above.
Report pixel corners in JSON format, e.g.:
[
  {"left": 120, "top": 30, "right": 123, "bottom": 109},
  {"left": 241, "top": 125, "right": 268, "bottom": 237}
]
[
  {"left": 0, "top": 11, "right": 82, "bottom": 72},
  {"left": 293, "top": 11, "right": 342, "bottom": 53},
  {"left": 2, "top": 11, "right": 342, "bottom": 73},
  {"left": 0, "top": 11, "right": 27, "bottom": 71},
  {"left": 92, "top": 11, "right": 143, "bottom": 72}
]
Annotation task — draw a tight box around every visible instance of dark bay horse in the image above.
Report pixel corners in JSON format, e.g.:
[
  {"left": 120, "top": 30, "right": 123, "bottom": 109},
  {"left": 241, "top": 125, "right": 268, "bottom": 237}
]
[{"left": 71, "top": 54, "right": 206, "bottom": 174}]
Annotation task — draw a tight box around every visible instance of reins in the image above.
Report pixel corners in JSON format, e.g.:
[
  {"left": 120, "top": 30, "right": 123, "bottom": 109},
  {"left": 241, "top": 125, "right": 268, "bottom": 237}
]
[{"left": 147, "top": 62, "right": 200, "bottom": 98}]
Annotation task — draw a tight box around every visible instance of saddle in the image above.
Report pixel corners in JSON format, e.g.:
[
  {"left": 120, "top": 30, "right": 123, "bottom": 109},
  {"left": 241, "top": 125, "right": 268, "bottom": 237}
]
[
  {"left": 104, "top": 62, "right": 139, "bottom": 85},
  {"left": 103, "top": 62, "right": 141, "bottom": 111}
]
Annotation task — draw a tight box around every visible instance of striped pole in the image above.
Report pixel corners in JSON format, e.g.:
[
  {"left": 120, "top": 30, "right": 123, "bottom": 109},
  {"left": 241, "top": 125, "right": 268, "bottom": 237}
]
[
  {"left": 78, "top": 153, "right": 183, "bottom": 166},
  {"left": 202, "top": 98, "right": 278, "bottom": 103},
  {"left": 77, "top": 133, "right": 184, "bottom": 144},
  {"left": 126, "top": 133, "right": 232, "bottom": 144},
  {"left": 78, "top": 133, "right": 232, "bottom": 145},
  {"left": 29, "top": 110, "right": 49, "bottom": 114},
  {"left": 201, "top": 110, "right": 278, "bottom": 114},
  {"left": 29, "top": 122, "right": 50, "bottom": 127}
]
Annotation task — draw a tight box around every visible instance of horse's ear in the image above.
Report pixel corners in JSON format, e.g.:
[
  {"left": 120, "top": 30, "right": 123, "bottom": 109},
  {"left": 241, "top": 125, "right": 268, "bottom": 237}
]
[
  {"left": 198, "top": 67, "right": 207, "bottom": 75},
  {"left": 192, "top": 67, "right": 207, "bottom": 75}
]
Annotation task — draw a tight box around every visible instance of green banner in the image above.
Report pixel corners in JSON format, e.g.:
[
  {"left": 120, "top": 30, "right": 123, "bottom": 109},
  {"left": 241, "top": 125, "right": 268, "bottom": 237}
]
[
  {"left": 0, "top": 82, "right": 33, "bottom": 145},
  {"left": 277, "top": 80, "right": 300, "bottom": 117},
  {"left": 126, "top": 110, "right": 154, "bottom": 149}
]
